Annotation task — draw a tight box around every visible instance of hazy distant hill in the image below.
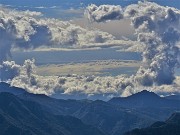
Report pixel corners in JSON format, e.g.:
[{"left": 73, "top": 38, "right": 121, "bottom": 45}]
[
  {"left": 125, "top": 113, "right": 180, "bottom": 135},
  {"left": 109, "top": 90, "right": 180, "bottom": 120},
  {"left": 109, "top": 90, "right": 180, "bottom": 108},
  {"left": 165, "top": 95, "right": 180, "bottom": 101}
]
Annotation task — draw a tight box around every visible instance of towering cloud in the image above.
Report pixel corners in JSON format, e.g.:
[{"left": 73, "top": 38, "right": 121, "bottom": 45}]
[
  {"left": 86, "top": 1, "right": 180, "bottom": 86},
  {"left": 127, "top": 2, "right": 180, "bottom": 86}
]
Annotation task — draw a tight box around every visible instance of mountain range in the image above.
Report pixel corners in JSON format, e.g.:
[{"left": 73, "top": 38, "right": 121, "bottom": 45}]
[
  {"left": 0, "top": 92, "right": 106, "bottom": 135},
  {"left": 0, "top": 82, "right": 179, "bottom": 135}
]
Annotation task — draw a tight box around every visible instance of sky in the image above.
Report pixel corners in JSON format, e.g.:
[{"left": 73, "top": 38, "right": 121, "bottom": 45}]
[
  {"left": 0, "top": 0, "right": 180, "bottom": 8},
  {"left": 0, "top": 0, "right": 180, "bottom": 100}
]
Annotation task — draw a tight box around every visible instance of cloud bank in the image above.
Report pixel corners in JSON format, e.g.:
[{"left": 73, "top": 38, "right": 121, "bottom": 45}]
[
  {"left": 1, "top": 59, "right": 179, "bottom": 100},
  {"left": 1, "top": 2, "right": 180, "bottom": 99},
  {"left": 0, "top": 5, "right": 135, "bottom": 63}
]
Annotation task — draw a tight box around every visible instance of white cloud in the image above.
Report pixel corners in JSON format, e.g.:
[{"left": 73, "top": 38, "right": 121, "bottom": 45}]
[
  {"left": 85, "top": 4, "right": 123, "bottom": 22},
  {"left": 1, "top": 2, "right": 180, "bottom": 100},
  {"left": 0, "top": 6, "right": 135, "bottom": 63},
  {"left": 0, "top": 59, "right": 179, "bottom": 100},
  {"left": 86, "top": 2, "right": 180, "bottom": 86},
  {"left": 0, "top": 61, "right": 20, "bottom": 81}
]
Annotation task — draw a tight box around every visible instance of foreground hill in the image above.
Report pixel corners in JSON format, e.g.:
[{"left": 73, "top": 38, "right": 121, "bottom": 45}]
[
  {"left": 0, "top": 92, "right": 106, "bottom": 135},
  {"left": 125, "top": 113, "right": 180, "bottom": 135}
]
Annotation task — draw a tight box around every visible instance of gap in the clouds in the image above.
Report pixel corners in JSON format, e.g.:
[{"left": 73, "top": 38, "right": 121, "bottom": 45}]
[
  {"left": 11, "top": 48, "right": 142, "bottom": 65},
  {"left": 11, "top": 48, "right": 141, "bottom": 76},
  {"left": 36, "top": 61, "right": 140, "bottom": 77}
]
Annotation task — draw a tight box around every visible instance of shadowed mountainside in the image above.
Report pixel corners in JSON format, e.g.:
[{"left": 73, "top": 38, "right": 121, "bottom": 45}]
[
  {"left": 0, "top": 92, "right": 106, "bottom": 135},
  {"left": 0, "top": 82, "right": 179, "bottom": 135},
  {"left": 125, "top": 112, "right": 180, "bottom": 135}
]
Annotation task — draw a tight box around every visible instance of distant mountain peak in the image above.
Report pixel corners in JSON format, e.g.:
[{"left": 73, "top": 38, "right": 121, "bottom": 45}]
[
  {"left": 135, "top": 90, "right": 156, "bottom": 95},
  {"left": 109, "top": 90, "right": 159, "bottom": 102},
  {"left": 108, "top": 89, "right": 180, "bottom": 109},
  {"left": 139, "top": 90, "right": 153, "bottom": 94},
  {"left": 132, "top": 90, "right": 159, "bottom": 98}
]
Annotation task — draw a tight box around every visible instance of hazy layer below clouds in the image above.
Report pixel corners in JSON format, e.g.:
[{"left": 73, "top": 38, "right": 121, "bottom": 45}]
[{"left": 36, "top": 60, "right": 140, "bottom": 76}]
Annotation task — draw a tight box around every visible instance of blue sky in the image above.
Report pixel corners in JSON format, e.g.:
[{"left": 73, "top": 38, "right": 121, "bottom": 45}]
[
  {"left": 0, "top": 0, "right": 179, "bottom": 9},
  {"left": 1, "top": 0, "right": 179, "bottom": 20}
]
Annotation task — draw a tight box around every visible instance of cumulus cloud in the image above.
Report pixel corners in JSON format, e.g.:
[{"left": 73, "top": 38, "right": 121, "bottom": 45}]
[
  {"left": 126, "top": 2, "right": 180, "bottom": 86},
  {"left": 0, "top": 61, "right": 20, "bottom": 81},
  {"left": 1, "top": 2, "right": 180, "bottom": 99},
  {"left": 85, "top": 4, "right": 123, "bottom": 22},
  {"left": 0, "top": 6, "right": 133, "bottom": 63},
  {"left": 86, "top": 2, "right": 180, "bottom": 86},
  {"left": 0, "top": 59, "right": 179, "bottom": 100},
  {"left": 1, "top": 59, "right": 122, "bottom": 96}
]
